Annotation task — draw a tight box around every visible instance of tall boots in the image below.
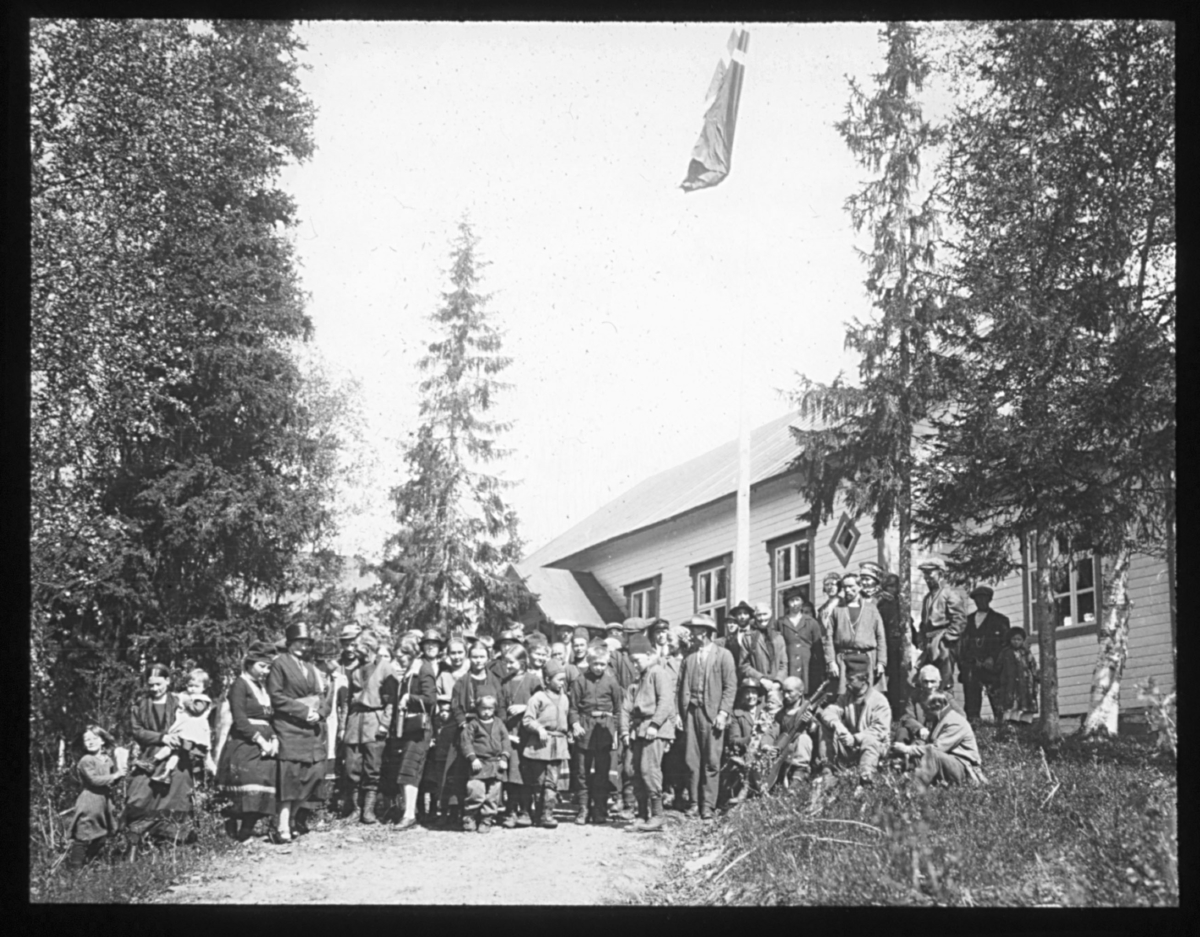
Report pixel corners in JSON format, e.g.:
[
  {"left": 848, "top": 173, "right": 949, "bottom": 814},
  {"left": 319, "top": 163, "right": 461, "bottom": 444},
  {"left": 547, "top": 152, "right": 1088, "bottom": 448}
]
[
  {"left": 539, "top": 790, "right": 559, "bottom": 828},
  {"left": 573, "top": 790, "right": 588, "bottom": 825},
  {"left": 360, "top": 790, "right": 379, "bottom": 825},
  {"left": 639, "top": 795, "right": 664, "bottom": 833}
]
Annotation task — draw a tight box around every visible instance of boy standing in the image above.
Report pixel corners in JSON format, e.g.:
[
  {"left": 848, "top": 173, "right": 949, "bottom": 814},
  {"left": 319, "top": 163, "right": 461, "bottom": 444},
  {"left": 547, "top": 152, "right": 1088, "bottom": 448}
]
[
  {"left": 624, "top": 633, "right": 676, "bottom": 833},
  {"left": 521, "top": 660, "right": 571, "bottom": 828},
  {"left": 568, "top": 644, "right": 622, "bottom": 825},
  {"left": 459, "top": 695, "right": 512, "bottom": 832}
]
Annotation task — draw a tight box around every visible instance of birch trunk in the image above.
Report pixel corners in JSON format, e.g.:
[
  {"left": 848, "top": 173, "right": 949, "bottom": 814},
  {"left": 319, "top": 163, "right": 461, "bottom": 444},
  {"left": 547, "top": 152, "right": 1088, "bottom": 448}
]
[
  {"left": 1035, "top": 530, "right": 1061, "bottom": 745},
  {"left": 1082, "top": 541, "right": 1133, "bottom": 737}
]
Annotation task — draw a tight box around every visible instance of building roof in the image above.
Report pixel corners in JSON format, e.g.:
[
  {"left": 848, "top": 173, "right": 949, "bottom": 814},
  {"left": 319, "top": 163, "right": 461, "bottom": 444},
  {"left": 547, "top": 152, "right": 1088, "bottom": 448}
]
[
  {"left": 520, "top": 410, "right": 811, "bottom": 570},
  {"left": 511, "top": 566, "right": 626, "bottom": 626}
]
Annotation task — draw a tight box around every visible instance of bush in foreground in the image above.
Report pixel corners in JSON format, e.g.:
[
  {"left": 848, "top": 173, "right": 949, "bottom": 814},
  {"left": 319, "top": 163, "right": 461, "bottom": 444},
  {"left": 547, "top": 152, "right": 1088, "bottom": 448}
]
[{"left": 644, "top": 724, "right": 1177, "bottom": 907}]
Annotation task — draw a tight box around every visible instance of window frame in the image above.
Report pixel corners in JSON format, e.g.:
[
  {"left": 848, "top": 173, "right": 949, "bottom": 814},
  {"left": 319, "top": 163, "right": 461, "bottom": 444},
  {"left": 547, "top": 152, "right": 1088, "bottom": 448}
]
[
  {"left": 624, "top": 574, "right": 662, "bottom": 621},
  {"left": 690, "top": 554, "right": 731, "bottom": 632},
  {"left": 767, "top": 528, "right": 815, "bottom": 619},
  {"left": 1021, "top": 533, "right": 1102, "bottom": 639}
]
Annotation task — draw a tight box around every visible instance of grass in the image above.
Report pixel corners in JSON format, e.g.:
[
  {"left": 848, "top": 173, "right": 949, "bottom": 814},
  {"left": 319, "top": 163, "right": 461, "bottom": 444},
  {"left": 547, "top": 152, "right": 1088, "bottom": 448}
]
[
  {"left": 643, "top": 723, "right": 1177, "bottom": 907},
  {"left": 29, "top": 760, "right": 241, "bottom": 904}
]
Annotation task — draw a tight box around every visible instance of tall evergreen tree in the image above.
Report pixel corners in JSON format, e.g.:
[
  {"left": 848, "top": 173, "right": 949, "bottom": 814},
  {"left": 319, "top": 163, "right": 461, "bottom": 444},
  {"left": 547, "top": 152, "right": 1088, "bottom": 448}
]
[
  {"left": 918, "top": 20, "right": 1174, "bottom": 741},
  {"left": 788, "top": 23, "right": 948, "bottom": 651},
  {"left": 374, "top": 220, "right": 528, "bottom": 636},
  {"left": 31, "top": 19, "right": 334, "bottom": 748}
]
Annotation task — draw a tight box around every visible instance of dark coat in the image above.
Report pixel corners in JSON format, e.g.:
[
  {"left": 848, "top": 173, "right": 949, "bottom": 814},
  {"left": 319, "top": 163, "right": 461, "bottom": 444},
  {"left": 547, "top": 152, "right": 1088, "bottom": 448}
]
[
  {"left": 267, "top": 652, "right": 332, "bottom": 763},
  {"left": 730, "top": 629, "right": 778, "bottom": 684},
  {"left": 568, "top": 668, "right": 622, "bottom": 751},
  {"left": 676, "top": 644, "right": 737, "bottom": 721},
  {"left": 778, "top": 612, "right": 826, "bottom": 692},
  {"left": 458, "top": 717, "right": 513, "bottom": 779},
  {"left": 961, "top": 610, "right": 1011, "bottom": 677}
]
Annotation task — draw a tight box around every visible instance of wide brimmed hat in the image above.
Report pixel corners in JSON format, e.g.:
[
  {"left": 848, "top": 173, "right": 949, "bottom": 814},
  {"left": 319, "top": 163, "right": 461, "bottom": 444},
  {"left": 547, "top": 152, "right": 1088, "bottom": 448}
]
[
  {"left": 729, "top": 600, "right": 755, "bottom": 617},
  {"left": 917, "top": 558, "right": 947, "bottom": 573},
  {"left": 683, "top": 615, "right": 718, "bottom": 632},
  {"left": 622, "top": 616, "right": 651, "bottom": 634},
  {"left": 421, "top": 628, "right": 445, "bottom": 646},
  {"left": 244, "top": 640, "right": 276, "bottom": 666},
  {"left": 969, "top": 585, "right": 995, "bottom": 599},
  {"left": 627, "top": 633, "right": 654, "bottom": 656},
  {"left": 339, "top": 622, "right": 363, "bottom": 642},
  {"left": 843, "top": 652, "right": 871, "bottom": 679},
  {"left": 284, "top": 622, "right": 312, "bottom": 643}
]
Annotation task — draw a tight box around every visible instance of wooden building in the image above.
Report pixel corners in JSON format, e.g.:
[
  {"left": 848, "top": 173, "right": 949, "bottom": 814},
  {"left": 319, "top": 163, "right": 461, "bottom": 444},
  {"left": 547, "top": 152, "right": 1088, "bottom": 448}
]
[{"left": 513, "top": 411, "right": 1175, "bottom": 722}]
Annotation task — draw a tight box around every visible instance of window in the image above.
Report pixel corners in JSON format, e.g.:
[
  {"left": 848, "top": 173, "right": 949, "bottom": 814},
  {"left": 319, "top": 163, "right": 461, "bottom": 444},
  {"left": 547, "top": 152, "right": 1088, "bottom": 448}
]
[
  {"left": 829, "top": 513, "right": 861, "bottom": 567},
  {"left": 768, "top": 530, "right": 813, "bottom": 618},
  {"left": 691, "top": 555, "right": 730, "bottom": 631},
  {"left": 1023, "top": 533, "right": 1100, "bottom": 636},
  {"left": 624, "top": 576, "right": 660, "bottom": 620}
]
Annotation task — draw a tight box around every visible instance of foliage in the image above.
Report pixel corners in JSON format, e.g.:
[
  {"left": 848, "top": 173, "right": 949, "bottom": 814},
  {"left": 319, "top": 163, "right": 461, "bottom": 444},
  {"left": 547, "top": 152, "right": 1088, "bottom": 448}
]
[
  {"left": 639, "top": 724, "right": 1177, "bottom": 907},
  {"left": 1136, "top": 678, "right": 1176, "bottom": 761},
  {"left": 30, "top": 19, "right": 338, "bottom": 755},
  {"left": 372, "top": 220, "right": 531, "bottom": 636},
  {"left": 787, "top": 23, "right": 950, "bottom": 625},
  {"left": 914, "top": 21, "right": 1175, "bottom": 738}
]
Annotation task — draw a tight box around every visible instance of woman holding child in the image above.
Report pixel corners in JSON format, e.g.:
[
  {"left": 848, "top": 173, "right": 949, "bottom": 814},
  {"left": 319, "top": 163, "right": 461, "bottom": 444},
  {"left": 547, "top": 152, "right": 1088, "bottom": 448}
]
[{"left": 122, "top": 663, "right": 197, "bottom": 849}]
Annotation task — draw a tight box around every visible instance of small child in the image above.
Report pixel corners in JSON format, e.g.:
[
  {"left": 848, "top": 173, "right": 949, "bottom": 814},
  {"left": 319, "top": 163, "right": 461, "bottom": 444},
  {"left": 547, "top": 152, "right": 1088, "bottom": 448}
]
[
  {"left": 459, "top": 695, "right": 512, "bottom": 833},
  {"left": 498, "top": 646, "right": 542, "bottom": 828},
  {"left": 521, "top": 660, "right": 571, "bottom": 829},
  {"left": 153, "top": 671, "right": 215, "bottom": 781},
  {"left": 997, "top": 627, "right": 1040, "bottom": 723},
  {"left": 720, "top": 679, "right": 771, "bottom": 810},
  {"left": 67, "top": 726, "right": 125, "bottom": 869}
]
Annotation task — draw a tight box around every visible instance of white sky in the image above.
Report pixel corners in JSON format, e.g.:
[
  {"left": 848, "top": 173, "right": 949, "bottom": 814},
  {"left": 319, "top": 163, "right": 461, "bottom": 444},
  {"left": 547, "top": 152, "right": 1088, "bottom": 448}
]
[{"left": 278, "top": 21, "right": 940, "bottom": 561}]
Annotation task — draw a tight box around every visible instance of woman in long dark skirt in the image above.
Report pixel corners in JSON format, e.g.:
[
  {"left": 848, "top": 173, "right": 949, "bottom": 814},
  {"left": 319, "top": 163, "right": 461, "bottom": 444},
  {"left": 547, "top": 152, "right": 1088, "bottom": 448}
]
[
  {"left": 438, "top": 641, "right": 505, "bottom": 823},
  {"left": 122, "top": 664, "right": 197, "bottom": 851},
  {"left": 217, "top": 641, "right": 279, "bottom": 841},
  {"left": 383, "top": 629, "right": 439, "bottom": 830}
]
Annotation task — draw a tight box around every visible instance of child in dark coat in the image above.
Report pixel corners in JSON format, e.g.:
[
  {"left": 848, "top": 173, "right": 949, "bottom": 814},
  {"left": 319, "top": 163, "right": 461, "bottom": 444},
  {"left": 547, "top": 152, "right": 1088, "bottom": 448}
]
[
  {"left": 498, "top": 646, "right": 542, "bottom": 828},
  {"left": 68, "top": 726, "right": 126, "bottom": 869},
  {"left": 459, "top": 695, "right": 512, "bottom": 832},
  {"left": 997, "top": 627, "right": 1040, "bottom": 722}
]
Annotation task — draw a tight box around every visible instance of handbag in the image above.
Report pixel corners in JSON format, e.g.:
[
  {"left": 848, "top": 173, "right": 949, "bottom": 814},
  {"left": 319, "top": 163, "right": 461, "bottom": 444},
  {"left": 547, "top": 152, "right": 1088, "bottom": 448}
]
[{"left": 401, "top": 674, "right": 429, "bottom": 736}]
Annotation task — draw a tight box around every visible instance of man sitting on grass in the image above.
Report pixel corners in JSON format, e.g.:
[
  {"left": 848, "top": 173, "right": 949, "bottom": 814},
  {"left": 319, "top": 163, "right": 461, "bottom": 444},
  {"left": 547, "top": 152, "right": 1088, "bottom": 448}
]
[
  {"left": 815, "top": 653, "right": 891, "bottom": 789},
  {"left": 893, "top": 690, "right": 986, "bottom": 789}
]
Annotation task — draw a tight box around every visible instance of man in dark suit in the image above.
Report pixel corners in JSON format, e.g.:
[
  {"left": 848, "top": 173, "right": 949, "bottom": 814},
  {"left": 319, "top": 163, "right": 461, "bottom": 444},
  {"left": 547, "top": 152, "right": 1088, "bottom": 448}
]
[
  {"left": 674, "top": 615, "right": 737, "bottom": 820},
  {"left": 960, "top": 586, "right": 1010, "bottom": 722}
]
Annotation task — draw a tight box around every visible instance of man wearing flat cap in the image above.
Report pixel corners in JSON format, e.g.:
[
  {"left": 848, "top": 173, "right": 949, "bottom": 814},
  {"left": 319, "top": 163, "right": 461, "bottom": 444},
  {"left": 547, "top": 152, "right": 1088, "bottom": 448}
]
[
  {"left": 674, "top": 615, "right": 738, "bottom": 820},
  {"left": 339, "top": 630, "right": 397, "bottom": 824},
  {"left": 822, "top": 572, "right": 887, "bottom": 696},
  {"left": 815, "top": 652, "right": 891, "bottom": 788},
  {"left": 960, "top": 586, "right": 1010, "bottom": 722},
  {"left": 917, "top": 559, "right": 968, "bottom": 692}
]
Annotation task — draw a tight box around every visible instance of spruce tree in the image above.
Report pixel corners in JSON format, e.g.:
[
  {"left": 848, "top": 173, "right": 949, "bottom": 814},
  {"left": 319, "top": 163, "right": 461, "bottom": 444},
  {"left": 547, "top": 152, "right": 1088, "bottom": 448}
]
[{"left": 375, "top": 220, "right": 528, "bottom": 636}]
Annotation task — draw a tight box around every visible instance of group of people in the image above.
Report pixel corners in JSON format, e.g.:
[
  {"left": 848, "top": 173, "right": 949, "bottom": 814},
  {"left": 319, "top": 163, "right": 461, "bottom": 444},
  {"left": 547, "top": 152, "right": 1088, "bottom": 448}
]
[{"left": 64, "top": 557, "right": 1044, "bottom": 866}]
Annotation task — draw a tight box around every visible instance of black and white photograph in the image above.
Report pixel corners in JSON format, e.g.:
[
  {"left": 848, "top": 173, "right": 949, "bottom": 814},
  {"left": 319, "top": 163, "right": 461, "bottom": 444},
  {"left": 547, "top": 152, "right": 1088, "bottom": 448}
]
[{"left": 28, "top": 18, "right": 1175, "bottom": 906}]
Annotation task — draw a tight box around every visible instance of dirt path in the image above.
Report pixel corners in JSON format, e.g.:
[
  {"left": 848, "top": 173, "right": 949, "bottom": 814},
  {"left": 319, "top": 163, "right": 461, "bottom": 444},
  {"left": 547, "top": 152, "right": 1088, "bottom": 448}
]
[{"left": 157, "top": 809, "right": 680, "bottom": 905}]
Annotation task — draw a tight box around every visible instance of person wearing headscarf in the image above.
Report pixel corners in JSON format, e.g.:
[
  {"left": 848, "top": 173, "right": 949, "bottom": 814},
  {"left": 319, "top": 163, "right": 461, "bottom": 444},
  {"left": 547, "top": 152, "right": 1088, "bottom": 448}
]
[
  {"left": 267, "top": 622, "right": 333, "bottom": 843},
  {"left": 217, "top": 641, "right": 280, "bottom": 841}
]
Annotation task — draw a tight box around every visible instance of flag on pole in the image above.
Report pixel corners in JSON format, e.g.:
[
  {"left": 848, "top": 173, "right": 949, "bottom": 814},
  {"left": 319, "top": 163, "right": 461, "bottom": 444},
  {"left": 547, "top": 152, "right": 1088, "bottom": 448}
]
[{"left": 680, "top": 28, "right": 750, "bottom": 192}]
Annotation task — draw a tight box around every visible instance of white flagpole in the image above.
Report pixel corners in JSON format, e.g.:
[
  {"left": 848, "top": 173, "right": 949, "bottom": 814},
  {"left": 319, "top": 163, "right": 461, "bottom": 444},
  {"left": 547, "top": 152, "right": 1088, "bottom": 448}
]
[{"left": 735, "top": 296, "right": 751, "bottom": 605}]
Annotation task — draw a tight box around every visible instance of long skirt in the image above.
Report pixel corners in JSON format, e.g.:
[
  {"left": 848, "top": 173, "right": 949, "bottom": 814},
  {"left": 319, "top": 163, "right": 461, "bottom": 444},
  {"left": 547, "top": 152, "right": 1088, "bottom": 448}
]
[
  {"left": 70, "top": 789, "right": 118, "bottom": 843},
  {"left": 277, "top": 758, "right": 329, "bottom": 802},
  {"left": 217, "top": 737, "right": 277, "bottom": 817},
  {"left": 381, "top": 728, "right": 433, "bottom": 792},
  {"left": 122, "top": 762, "right": 194, "bottom": 842}
]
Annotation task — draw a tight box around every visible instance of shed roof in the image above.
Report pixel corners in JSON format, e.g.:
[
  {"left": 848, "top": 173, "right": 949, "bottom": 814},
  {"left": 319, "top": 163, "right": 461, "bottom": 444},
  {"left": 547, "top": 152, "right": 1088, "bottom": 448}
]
[
  {"left": 512, "top": 566, "right": 626, "bottom": 626},
  {"left": 520, "top": 409, "right": 811, "bottom": 570}
]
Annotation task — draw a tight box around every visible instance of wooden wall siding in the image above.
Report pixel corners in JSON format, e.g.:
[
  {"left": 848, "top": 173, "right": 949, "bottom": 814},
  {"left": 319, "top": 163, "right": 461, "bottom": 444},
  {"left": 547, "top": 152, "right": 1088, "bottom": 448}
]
[
  {"left": 550, "top": 475, "right": 887, "bottom": 629},
  {"left": 550, "top": 474, "right": 1173, "bottom": 721},
  {"left": 969, "top": 550, "right": 1174, "bottom": 717}
]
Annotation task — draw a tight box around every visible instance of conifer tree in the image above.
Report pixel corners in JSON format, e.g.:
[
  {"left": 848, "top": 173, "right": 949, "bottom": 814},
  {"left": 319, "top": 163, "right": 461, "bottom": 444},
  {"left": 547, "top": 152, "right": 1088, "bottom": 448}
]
[
  {"left": 374, "top": 220, "right": 528, "bottom": 636},
  {"left": 788, "top": 23, "right": 948, "bottom": 653}
]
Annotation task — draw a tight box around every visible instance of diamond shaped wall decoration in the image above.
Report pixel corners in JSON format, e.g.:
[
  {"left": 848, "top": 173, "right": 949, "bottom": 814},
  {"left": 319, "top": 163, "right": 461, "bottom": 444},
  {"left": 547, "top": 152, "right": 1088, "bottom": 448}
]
[{"left": 829, "top": 512, "right": 861, "bottom": 567}]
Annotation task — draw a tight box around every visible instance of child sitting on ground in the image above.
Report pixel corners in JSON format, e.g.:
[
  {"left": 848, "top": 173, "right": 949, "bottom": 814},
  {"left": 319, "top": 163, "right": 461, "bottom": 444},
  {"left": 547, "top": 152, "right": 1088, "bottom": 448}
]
[
  {"left": 67, "top": 725, "right": 126, "bottom": 869},
  {"left": 153, "top": 670, "right": 215, "bottom": 780},
  {"left": 997, "top": 627, "right": 1040, "bottom": 723},
  {"left": 720, "top": 678, "right": 772, "bottom": 811},
  {"left": 459, "top": 695, "right": 512, "bottom": 833}
]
